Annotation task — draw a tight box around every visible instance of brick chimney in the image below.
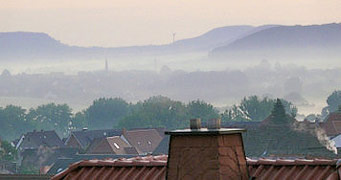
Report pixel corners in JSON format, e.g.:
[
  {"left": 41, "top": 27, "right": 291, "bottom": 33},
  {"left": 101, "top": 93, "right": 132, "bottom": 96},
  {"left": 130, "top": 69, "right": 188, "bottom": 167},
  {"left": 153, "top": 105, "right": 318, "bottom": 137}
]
[{"left": 165, "top": 118, "right": 248, "bottom": 179}]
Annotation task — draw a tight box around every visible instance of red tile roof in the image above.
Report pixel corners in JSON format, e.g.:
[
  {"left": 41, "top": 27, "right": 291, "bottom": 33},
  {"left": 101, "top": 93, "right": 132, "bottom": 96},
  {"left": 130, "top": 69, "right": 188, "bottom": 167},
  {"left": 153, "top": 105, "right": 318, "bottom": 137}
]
[
  {"left": 247, "top": 158, "right": 341, "bottom": 180},
  {"left": 52, "top": 155, "right": 167, "bottom": 180},
  {"left": 52, "top": 155, "right": 341, "bottom": 180}
]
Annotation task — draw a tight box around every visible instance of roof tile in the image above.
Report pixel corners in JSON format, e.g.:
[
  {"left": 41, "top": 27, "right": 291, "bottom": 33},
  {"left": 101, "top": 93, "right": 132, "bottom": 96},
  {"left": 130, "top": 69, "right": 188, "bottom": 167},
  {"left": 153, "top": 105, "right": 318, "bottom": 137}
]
[{"left": 52, "top": 156, "right": 341, "bottom": 180}]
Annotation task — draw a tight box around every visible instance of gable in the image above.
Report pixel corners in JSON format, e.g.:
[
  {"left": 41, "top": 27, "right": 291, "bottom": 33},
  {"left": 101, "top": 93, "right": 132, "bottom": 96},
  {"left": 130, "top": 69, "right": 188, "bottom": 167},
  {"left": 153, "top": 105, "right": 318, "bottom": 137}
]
[
  {"left": 19, "top": 131, "right": 64, "bottom": 150},
  {"left": 123, "top": 129, "right": 163, "bottom": 154},
  {"left": 65, "top": 134, "right": 83, "bottom": 149},
  {"left": 87, "top": 139, "right": 115, "bottom": 154},
  {"left": 71, "top": 129, "right": 122, "bottom": 148}
]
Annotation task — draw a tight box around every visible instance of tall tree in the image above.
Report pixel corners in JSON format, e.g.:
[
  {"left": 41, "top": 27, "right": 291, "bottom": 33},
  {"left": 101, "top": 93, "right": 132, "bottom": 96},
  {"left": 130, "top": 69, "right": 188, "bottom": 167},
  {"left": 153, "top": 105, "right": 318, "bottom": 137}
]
[
  {"left": 270, "top": 99, "right": 290, "bottom": 125},
  {"left": 70, "top": 111, "right": 88, "bottom": 130},
  {"left": 119, "top": 96, "right": 188, "bottom": 129},
  {"left": 0, "top": 105, "right": 32, "bottom": 140},
  {"left": 222, "top": 96, "right": 297, "bottom": 122},
  {"left": 0, "top": 140, "right": 17, "bottom": 161},
  {"left": 319, "top": 91, "right": 341, "bottom": 119},
  {"left": 87, "top": 98, "right": 129, "bottom": 129},
  {"left": 26, "top": 103, "right": 72, "bottom": 137},
  {"left": 187, "top": 100, "right": 219, "bottom": 124},
  {"left": 239, "top": 96, "right": 274, "bottom": 121}
]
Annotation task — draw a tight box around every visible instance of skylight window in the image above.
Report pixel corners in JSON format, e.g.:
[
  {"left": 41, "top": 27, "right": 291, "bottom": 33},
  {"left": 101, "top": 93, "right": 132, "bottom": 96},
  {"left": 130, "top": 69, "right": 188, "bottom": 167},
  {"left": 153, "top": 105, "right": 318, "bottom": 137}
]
[{"left": 114, "top": 143, "right": 120, "bottom": 149}]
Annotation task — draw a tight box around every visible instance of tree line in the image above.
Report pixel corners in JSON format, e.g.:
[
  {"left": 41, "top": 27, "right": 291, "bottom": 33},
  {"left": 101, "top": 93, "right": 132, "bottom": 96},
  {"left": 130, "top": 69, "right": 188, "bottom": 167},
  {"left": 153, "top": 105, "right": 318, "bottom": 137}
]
[
  {"left": 1, "top": 90, "right": 341, "bottom": 141},
  {"left": 0, "top": 95, "right": 294, "bottom": 141}
]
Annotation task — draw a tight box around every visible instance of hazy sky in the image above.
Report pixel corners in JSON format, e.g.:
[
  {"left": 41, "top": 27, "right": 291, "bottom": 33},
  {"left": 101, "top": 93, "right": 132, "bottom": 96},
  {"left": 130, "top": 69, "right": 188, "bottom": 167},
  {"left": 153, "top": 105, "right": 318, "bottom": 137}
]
[{"left": 1, "top": 0, "right": 340, "bottom": 47}]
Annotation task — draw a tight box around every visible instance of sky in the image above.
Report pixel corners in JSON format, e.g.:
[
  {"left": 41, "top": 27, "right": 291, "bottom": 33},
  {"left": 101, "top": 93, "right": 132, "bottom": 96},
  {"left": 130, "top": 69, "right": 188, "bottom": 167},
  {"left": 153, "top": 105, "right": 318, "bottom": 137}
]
[{"left": 1, "top": 0, "right": 341, "bottom": 47}]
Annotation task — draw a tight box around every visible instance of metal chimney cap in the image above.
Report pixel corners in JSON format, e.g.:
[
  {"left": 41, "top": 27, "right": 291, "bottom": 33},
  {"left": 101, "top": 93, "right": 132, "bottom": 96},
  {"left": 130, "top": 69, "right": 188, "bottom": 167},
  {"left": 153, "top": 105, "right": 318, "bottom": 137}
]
[
  {"left": 207, "top": 118, "right": 221, "bottom": 129},
  {"left": 190, "top": 118, "right": 201, "bottom": 130}
]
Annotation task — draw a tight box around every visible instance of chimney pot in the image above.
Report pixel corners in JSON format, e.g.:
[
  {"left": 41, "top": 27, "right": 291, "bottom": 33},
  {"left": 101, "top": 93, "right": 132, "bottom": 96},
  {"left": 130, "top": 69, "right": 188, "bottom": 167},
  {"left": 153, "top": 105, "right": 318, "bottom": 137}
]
[
  {"left": 190, "top": 118, "right": 201, "bottom": 130},
  {"left": 207, "top": 118, "right": 221, "bottom": 129}
]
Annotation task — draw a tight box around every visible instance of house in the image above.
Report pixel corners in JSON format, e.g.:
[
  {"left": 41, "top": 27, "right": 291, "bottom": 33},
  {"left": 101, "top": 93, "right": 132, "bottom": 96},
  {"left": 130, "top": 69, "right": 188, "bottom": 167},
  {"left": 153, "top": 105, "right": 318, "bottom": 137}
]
[
  {"left": 64, "top": 129, "right": 122, "bottom": 150},
  {"left": 321, "top": 108, "right": 341, "bottom": 137},
  {"left": 52, "top": 119, "right": 341, "bottom": 180},
  {"left": 86, "top": 136, "right": 138, "bottom": 155},
  {"left": 15, "top": 130, "right": 65, "bottom": 151},
  {"left": 122, "top": 129, "right": 163, "bottom": 155}
]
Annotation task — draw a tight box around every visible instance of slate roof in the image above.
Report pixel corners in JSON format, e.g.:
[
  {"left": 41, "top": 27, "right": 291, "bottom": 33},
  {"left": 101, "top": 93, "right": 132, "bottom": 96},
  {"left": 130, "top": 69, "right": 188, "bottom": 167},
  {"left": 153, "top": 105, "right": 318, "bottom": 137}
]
[
  {"left": 21, "top": 147, "right": 78, "bottom": 168},
  {"left": 17, "top": 130, "right": 65, "bottom": 150},
  {"left": 151, "top": 129, "right": 335, "bottom": 158},
  {"left": 66, "top": 129, "right": 122, "bottom": 149},
  {"left": 123, "top": 129, "right": 163, "bottom": 154},
  {"left": 128, "top": 127, "right": 166, "bottom": 138},
  {"left": 52, "top": 155, "right": 341, "bottom": 180},
  {"left": 152, "top": 135, "right": 170, "bottom": 155}
]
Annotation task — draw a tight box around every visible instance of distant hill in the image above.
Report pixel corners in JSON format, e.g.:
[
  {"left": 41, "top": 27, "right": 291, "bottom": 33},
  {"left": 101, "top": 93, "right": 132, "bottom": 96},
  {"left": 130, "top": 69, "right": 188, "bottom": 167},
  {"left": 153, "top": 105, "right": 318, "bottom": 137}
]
[
  {"left": 210, "top": 23, "right": 341, "bottom": 60},
  {"left": 167, "top": 25, "right": 254, "bottom": 52},
  {"left": 0, "top": 25, "right": 274, "bottom": 61},
  {"left": 5, "top": 24, "right": 340, "bottom": 62}
]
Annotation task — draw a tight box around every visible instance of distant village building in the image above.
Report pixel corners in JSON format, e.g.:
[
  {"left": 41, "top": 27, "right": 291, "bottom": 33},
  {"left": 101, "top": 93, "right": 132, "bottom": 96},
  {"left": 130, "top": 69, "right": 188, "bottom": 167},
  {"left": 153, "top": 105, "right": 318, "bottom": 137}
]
[
  {"left": 121, "top": 129, "right": 163, "bottom": 155},
  {"left": 52, "top": 119, "right": 341, "bottom": 180},
  {"left": 86, "top": 136, "right": 138, "bottom": 155},
  {"left": 15, "top": 130, "right": 65, "bottom": 151},
  {"left": 64, "top": 129, "right": 122, "bottom": 151},
  {"left": 321, "top": 107, "right": 341, "bottom": 137}
]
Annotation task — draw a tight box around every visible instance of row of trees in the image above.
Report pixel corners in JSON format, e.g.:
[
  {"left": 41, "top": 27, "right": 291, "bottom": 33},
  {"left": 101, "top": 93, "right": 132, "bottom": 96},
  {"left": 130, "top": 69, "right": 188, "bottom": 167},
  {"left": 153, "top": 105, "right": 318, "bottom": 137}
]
[
  {"left": 0, "top": 95, "right": 299, "bottom": 141},
  {"left": 0, "top": 104, "right": 73, "bottom": 140},
  {"left": 221, "top": 96, "right": 297, "bottom": 122},
  {"left": 1, "top": 91, "right": 340, "bottom": 141}
]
